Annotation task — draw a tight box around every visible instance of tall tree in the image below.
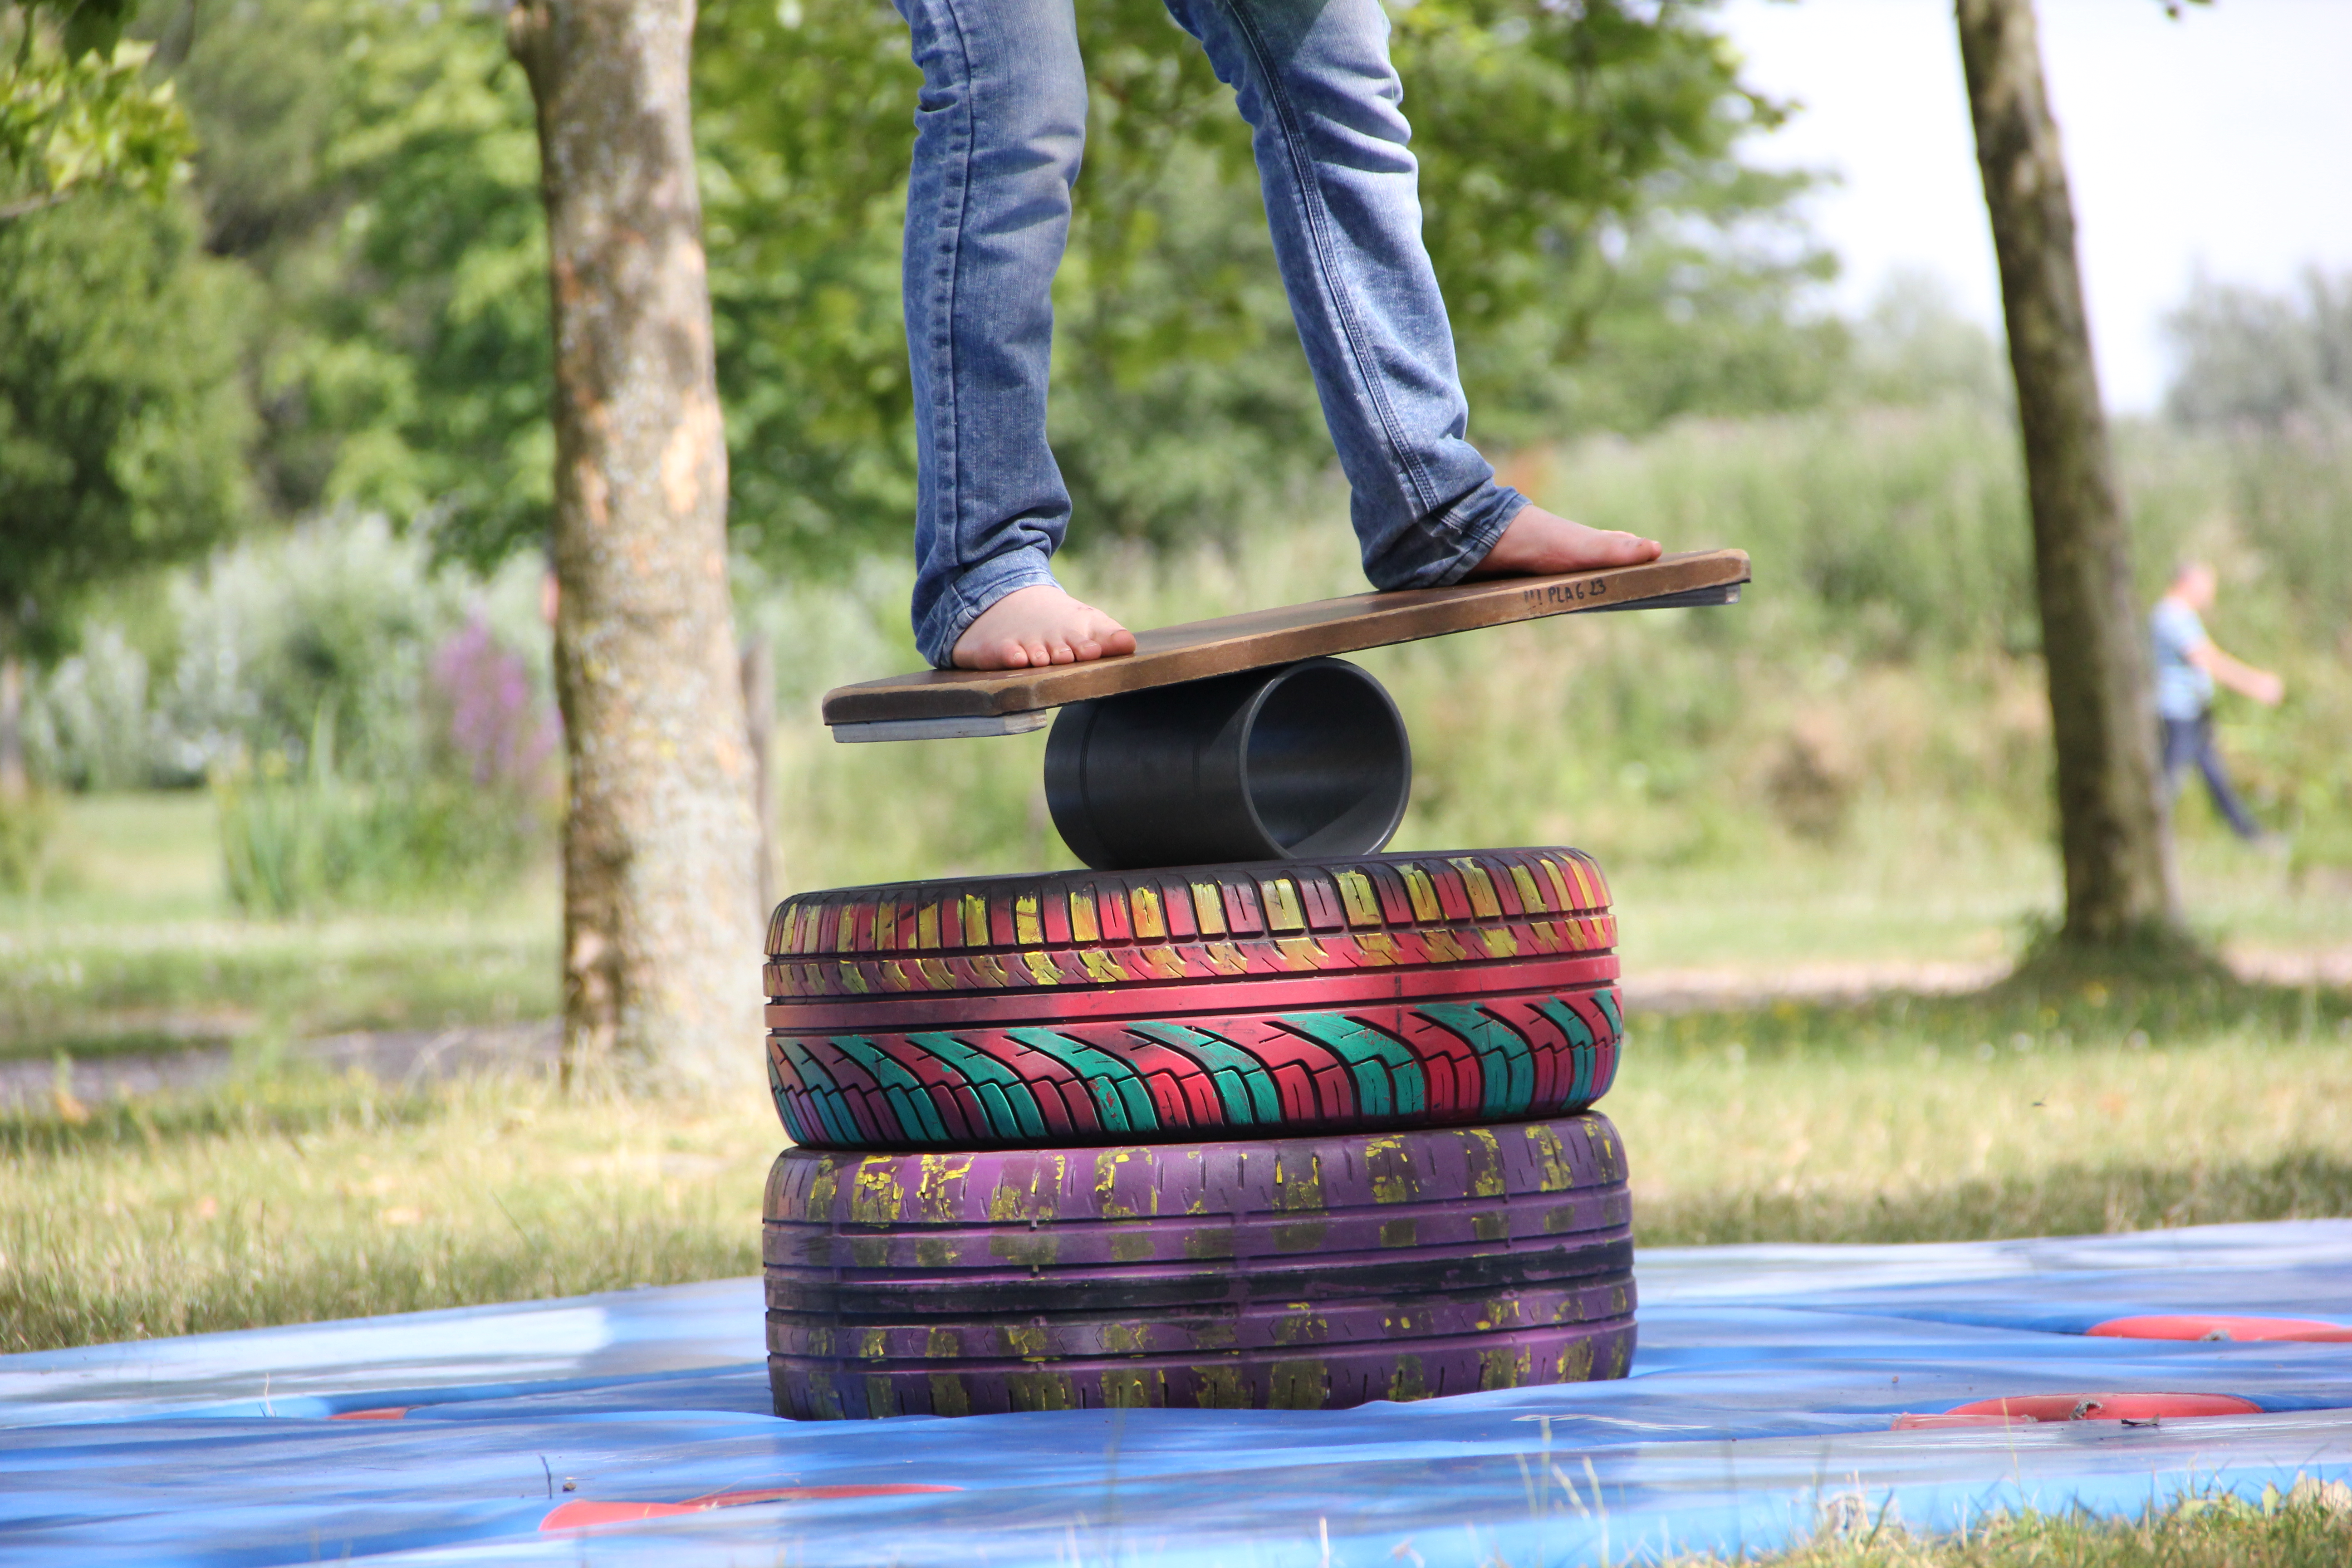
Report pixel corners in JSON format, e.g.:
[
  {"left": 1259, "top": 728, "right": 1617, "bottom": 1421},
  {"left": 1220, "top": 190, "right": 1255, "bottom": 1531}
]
[
  {"left": 1, "top": 0, "right": 231, "bottom": 798},
  {"left": 505, "top": 0, "right": 762, "bottom": 1084},
  {"left": 1955, "top": 0, "right": 2175, "bottom": 946}
]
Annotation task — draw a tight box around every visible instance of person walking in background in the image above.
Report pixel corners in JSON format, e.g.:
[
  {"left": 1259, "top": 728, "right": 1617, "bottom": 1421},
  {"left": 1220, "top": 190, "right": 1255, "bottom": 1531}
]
[{"left": 2151, "top": 561, "right": 2285, "bottom": 843}]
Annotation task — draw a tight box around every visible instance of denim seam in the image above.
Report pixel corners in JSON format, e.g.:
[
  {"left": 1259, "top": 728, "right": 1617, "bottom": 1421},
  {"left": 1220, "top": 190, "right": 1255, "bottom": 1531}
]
[
  {"left": 1218, "top": 0, "right": 1442, "bottom": 522},
  {"left": 924, "top": 0, "right": 977, "bottom": 571}
]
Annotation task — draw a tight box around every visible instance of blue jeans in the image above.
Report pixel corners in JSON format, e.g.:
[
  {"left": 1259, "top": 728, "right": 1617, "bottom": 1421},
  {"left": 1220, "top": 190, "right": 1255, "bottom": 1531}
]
[
  {"left": 897, "top": 0, "right": 1528, "bottom": 666},
  {"left": 2161, "top": 714, "right": 2262, "bottom": 840}
]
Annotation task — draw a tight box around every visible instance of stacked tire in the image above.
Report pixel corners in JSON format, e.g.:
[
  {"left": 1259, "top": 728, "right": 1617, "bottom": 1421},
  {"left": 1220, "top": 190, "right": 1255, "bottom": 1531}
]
[{"left": 762, "top": 848, "right": 1637, "bottom": 1419}]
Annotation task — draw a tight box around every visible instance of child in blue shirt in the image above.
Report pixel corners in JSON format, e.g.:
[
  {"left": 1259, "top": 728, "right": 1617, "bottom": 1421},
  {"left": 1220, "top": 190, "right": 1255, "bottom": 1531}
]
[{"left": 2151, "top": 562, "right": 2284, "bottom": 841}]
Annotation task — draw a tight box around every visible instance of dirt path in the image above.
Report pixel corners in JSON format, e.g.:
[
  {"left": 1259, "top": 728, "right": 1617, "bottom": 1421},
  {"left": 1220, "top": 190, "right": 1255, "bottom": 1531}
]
[
  {"left": 0, "top": 1022, "right": 559, "bottom": 1111},
  {"left": 1622, "top": 943, "right": 2352, "bottom": 1013}
]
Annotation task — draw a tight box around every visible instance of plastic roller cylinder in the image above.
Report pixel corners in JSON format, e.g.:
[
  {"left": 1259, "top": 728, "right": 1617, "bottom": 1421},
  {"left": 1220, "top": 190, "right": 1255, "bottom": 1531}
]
[{"left": 1044, "top": 657, "right": 1411, "bottom": 871}]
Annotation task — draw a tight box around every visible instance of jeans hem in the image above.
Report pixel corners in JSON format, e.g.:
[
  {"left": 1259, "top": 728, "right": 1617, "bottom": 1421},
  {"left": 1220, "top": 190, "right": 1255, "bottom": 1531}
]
[
  {"left": 916, "top": 547, "right": 1063, "bottom": 669},
  {"left": 1363, "top": 483, "right": 1529, "bottom": 591}
]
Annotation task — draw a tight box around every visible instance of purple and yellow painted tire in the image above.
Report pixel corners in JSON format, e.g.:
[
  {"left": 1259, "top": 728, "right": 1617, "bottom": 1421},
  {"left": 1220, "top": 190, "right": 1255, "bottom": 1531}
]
[{"left": 764, "top": 1113, "right": 1635, "bottom": 1419}]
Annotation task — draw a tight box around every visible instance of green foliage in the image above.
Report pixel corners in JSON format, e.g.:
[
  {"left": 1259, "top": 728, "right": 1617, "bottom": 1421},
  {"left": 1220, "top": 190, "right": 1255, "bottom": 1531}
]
[
  {"left": 167, "top": 0, "right": 1833, "bottom": 572},
  {"left": 1, "top": 1, "right": 192, "bottom": 219},
  {"left": 1846, "top": 269, "right": 2011, "bottom": 414},
  {"left": 162, "top": 516, "right": 453, "bottom": 781},
  {"left": 171, "top": 0, "right": 547, "bottom": 562},
  {"left": 1735, "top": 1487, "right": 2352, "bottom": 1568},
  {"left": 1400, "top": 0, "right": 1843, "bottom": 441},
  {"left": 215, "top": 737, "right": 542, "bottom": 917},
  {"left": 1555, "top": 404, "right": 2040, "bottom": 657},
  {"left": 0, "top": 188, "right": 251, "bottom": 660},
  {"left": 2163, "top": 268, "right": 2352, "bottom": 431},
  {"left": 20, "top": 622, "right": 148, "bottom": 788},
  {"left": 175, "top": 522, "right": 555, "bottom": 913},
  {"left": 0, "top": 784, "right": 56, "bottom": 892},
  {"left": 693, "top": 0, "right": 926, "bottom": 564}
]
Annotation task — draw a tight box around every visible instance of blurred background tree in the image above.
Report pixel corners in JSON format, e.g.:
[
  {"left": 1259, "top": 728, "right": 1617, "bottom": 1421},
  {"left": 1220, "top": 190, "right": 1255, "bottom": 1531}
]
[
  {"left": 2165, "top": 269, "right": 2352, "bottom": 432},
  {"left": 0, "top": 0, "right": 245, "bottom": 806},
  {"left": 158, "top": 0, "right": 1838, "bottom": 574}
]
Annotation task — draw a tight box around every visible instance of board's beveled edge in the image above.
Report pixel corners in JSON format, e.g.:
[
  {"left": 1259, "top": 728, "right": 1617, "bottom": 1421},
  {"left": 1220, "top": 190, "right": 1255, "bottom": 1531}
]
[{"left": 821, "top": 547, "right": 1749, "bottom": 725}]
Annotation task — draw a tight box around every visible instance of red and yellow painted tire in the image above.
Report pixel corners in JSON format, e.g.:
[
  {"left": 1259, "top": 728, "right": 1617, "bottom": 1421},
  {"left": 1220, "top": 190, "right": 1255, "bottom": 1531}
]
[
  {"left": 765, "top": 848, "right": 1621, "bottom": 1150},
  {"left": 764, "top": 847, "right": 1613, "bottom": 1000}
]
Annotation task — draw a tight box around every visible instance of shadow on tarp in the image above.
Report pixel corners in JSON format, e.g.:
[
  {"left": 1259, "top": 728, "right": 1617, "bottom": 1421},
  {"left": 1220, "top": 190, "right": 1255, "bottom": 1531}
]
[{"left": 3, "top": 1221, "right": 2350, "bottom": 1567}]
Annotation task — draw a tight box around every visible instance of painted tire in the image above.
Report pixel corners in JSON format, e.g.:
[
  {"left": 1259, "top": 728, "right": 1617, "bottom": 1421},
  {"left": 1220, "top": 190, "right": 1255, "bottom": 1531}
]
[
  {"left": 764, "top": 1114, "right": 1636, "bottom": 1419},
  {"left": 764, "top": 848, "right": 1614, "bottom": 1001},
  {"left": 766, "top": 847, "right": 1622, "bottom": 1149},
  {"left": 768, "top": 960, "right": 1621, "bottom": 1149}
]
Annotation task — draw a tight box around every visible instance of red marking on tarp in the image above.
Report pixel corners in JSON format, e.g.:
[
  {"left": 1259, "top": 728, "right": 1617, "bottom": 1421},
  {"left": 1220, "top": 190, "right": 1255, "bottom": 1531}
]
[
  {"left": 2089, "top": 1314, "right": 2352, "bottom": 1343},
  {"left": 540, "top": 1484, "right": 960, "bottom": 1532},
  {"left": 1892, "top": 1392, "right": 2262, "bottom": 1430},
  {"left": 329, "top": 1408, "right": 411, "bottom": 1421}
]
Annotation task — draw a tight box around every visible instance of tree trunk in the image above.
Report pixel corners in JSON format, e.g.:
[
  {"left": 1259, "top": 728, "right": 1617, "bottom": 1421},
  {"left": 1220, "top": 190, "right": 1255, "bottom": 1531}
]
[
  {"left": 1955, "top": 0, "right": 2176, "bottom": 946},
  {"left": 740, "top": 634, "right": 777, "bottom": 916},
  {"left": 508, "top": 0, "right": 763, "bottom": 1086}
]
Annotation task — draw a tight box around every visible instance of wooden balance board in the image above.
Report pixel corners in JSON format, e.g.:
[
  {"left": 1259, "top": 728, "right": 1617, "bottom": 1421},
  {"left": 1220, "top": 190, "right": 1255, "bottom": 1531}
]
[{"left": 823, "top": 547, "right": 1749, "bottom": 741}]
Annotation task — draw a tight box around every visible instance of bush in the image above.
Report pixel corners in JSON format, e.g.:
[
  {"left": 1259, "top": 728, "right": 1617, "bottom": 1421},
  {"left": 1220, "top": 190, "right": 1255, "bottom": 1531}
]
[
  {"left": 22, "top": 625, "right": 154, "bottom": 791},
  {"left": 204, "top": 555, "right": 560, "bottom": 916},
  {"left": 0, "top": 789, "right": 59, "bottom": 896},
  {"left": 158, "top": 515, "right": 455, "bottom": 784},
  {"left": 217, "top": 737, "right": 549, "bottom": 917}
]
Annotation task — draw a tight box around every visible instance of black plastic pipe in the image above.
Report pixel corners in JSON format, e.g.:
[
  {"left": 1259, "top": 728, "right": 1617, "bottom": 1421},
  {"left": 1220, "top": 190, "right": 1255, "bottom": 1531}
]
[{"left": 1044, "top": 658, "right": 1412, "bottom": 871}]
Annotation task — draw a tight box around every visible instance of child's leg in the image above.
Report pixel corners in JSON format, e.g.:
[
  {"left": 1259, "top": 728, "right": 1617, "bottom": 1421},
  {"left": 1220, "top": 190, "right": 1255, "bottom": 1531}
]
[
  {"left": 897, "top": 0, "right": 1132, "bottom": 669},
  {"left": 1159, "top": 0, "right": 1656, "bottom": 585}
]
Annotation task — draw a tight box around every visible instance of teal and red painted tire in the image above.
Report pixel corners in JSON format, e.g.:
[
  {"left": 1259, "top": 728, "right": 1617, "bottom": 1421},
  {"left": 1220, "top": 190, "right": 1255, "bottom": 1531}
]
[
  {"left": 768, "top": 957, "right": 1620, "bottom": 1149},
  {"left": 765, "top": 1113, "right": 1636, "bottom": 1419},
  {"left": 766, "top": 849, "right": 1622, "bottom": 1150}
]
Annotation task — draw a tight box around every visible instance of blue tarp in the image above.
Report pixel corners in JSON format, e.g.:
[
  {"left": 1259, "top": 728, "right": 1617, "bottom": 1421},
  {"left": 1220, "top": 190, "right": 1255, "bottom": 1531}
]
[{"left": 5, "top": 1220, "right": 2350, "bottom": 1565}]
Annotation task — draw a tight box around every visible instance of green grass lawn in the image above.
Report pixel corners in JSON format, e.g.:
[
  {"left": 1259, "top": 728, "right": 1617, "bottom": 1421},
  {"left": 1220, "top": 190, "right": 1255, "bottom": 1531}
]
[
  {"left": 0, "top": 792, "right": 558, "bottom": 1059},
  {"left": 6, "top": 973, "right": 2347, "bottom": 1357},
  {"left": 1725, "top": 1486, "right": 2352, "bottom": 1568}
]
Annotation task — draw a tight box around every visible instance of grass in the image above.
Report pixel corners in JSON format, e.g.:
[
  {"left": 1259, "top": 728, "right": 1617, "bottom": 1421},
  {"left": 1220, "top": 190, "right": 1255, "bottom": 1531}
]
[
  {"left": 0, "top": 1064, "right": 776, "bottom": 1353},
  {"left": 1621, "top": 990, "right": 2352, "bottom": 1246},
  {"left": 0, "top": 792, "right": 557, "bottom": 1059},
  {"left": 1717, "top": 1483, "right": 2352, "bottom": 1568},
  {"left": 4, "top": 972, "right": 2347, "bottom": 1355},
  {"left": 1622, "top": 962, "right": 2352, "bottom": 1244}
]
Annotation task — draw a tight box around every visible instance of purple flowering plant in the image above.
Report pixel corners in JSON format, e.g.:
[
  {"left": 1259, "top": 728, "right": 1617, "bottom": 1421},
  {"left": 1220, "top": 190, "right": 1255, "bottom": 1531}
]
[{"left": 428, "top": 615, "right": 561, "bottom": 807}]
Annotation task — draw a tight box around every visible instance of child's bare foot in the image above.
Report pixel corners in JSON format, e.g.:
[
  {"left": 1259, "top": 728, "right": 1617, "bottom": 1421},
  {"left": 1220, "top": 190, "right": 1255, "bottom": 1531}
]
[
  {"left": 1462, "top": 505, "right": 1662, "bottom": 578},
  {"left": 951, "top": 585, "right": 1137, "bottom": 671}
]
